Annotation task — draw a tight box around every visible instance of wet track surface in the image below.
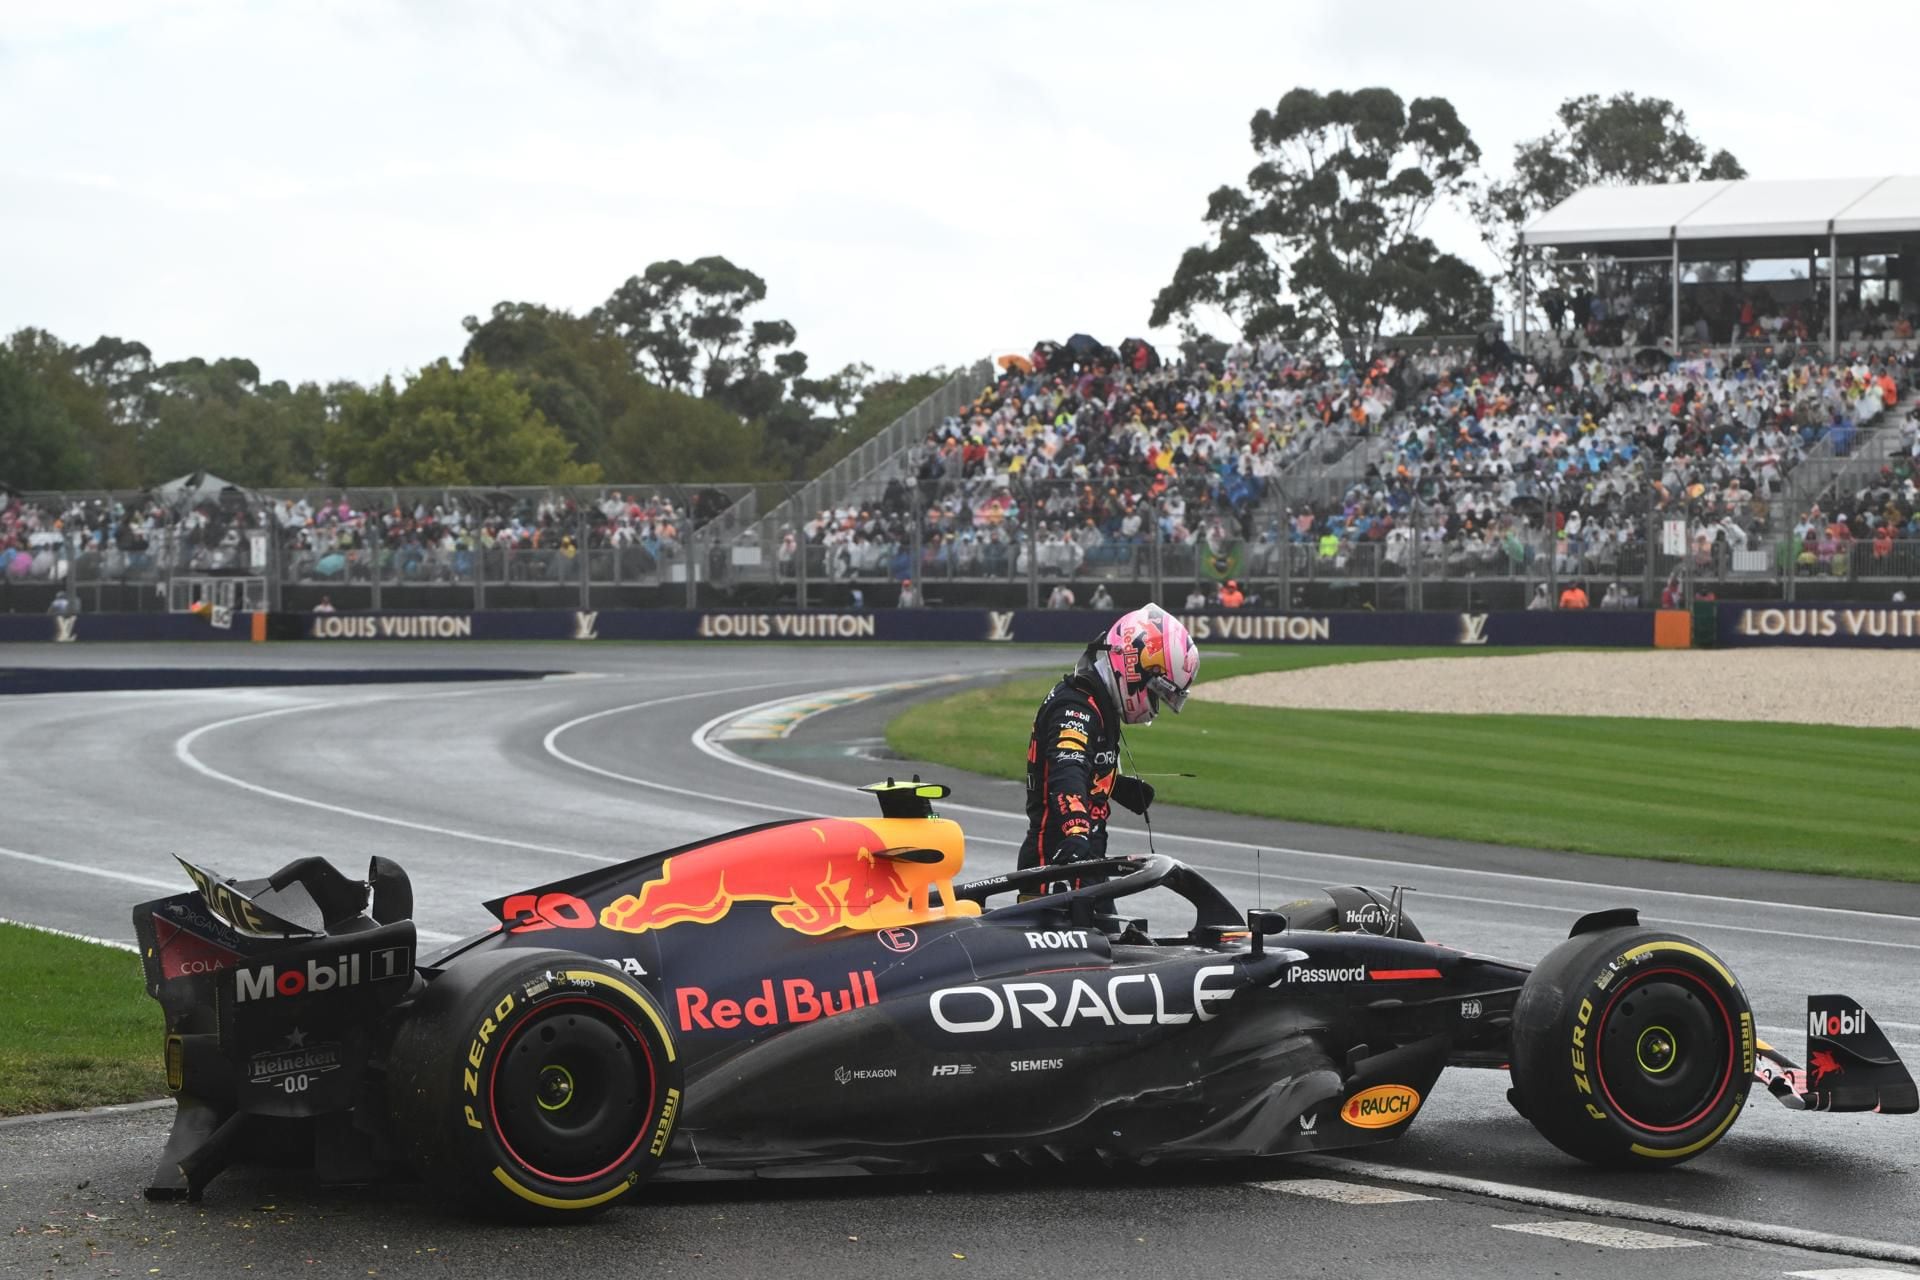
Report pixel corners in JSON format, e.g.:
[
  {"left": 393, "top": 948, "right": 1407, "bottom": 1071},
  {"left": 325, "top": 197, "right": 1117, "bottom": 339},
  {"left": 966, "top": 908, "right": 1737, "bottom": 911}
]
[{"left": 4, "top": 642, "right": 1918, "bottom": 1278}]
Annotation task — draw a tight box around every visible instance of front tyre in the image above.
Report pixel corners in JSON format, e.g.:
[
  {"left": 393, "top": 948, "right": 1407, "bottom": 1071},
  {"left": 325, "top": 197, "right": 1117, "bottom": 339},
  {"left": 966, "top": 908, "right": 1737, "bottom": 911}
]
[
  {"left": 385, "top": 948, "right": 682, "bottom": 1220},
  {"left": 1510, "top": 927, "right": 1751, "bottom": 1168}
]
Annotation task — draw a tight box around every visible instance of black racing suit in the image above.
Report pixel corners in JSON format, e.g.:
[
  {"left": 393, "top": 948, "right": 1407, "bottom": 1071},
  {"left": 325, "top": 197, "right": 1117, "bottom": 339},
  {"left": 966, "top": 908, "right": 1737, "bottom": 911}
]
[{"left": 1017, "top": 672, "right": 1151, "bottom": 872}]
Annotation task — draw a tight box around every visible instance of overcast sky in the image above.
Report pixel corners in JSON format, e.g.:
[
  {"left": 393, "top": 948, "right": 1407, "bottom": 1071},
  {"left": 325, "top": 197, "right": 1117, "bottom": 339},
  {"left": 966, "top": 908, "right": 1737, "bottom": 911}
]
[{"left": 5, "top": 0, "right": 1917, "bottom": 390}]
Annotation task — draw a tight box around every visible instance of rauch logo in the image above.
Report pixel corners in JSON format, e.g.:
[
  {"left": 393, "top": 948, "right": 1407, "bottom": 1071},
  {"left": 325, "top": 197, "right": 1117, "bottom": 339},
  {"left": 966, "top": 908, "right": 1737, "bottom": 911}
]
[{"left": 1341, "top": 1084, "right": 1421, "bottom": 1129}]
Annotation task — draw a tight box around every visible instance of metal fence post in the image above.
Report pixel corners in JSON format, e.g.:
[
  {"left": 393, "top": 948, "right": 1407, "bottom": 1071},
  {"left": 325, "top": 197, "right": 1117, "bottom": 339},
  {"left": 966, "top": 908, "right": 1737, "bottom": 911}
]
[
  {"left": 1544, "top": 492, "right": 1558, "bottom": 606},
  {"left": 1409, "top": 493, "right": 1423, "bottom": 611},
  {"left": 908, "top": 482, "right": 923, "bottom": 605},
  {"left": 1643, "top": 506, "right": 1657, "bottom": 607},
  {"left": 1150, "top": 506, "right": 1164, "bottom": 603},
  {"left": 796, "top": 490, "right": 810, "bottom": 610},
  {"left": 578, "top": 501, "right": 590, "bottom": 612},
  {"left": 1025, "top": 480, "right": 1040, "bottom": 610}
]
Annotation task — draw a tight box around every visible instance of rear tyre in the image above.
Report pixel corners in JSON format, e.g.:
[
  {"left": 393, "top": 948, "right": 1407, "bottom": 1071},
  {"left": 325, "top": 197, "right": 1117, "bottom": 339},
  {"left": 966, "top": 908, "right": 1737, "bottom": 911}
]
[
  {"left": 385, "top": 948, "right": 682, "bottom": 1221},
  {"left": 1510, "top": 927, "right": 1751, "bottom": 1167}
]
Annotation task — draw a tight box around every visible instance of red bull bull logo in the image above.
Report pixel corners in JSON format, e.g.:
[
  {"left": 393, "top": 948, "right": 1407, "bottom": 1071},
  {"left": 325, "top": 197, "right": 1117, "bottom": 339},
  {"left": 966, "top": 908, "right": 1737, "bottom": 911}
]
[{"left": 600, "top": 818, "right": 977, "bottom": 937}]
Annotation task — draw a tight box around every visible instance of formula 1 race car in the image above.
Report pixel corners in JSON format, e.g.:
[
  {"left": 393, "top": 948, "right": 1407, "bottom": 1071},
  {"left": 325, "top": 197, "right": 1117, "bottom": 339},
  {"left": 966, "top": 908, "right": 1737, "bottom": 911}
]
[{"left": 131, "top": 781, "right": 1918, "bottom": 1220}]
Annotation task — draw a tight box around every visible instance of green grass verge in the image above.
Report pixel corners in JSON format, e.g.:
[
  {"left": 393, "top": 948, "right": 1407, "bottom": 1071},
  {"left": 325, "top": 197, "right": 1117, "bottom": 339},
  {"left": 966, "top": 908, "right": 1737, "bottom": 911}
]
[
  {"left": 887, "top": 646, "right": 1920, "bottom": 881},
  {"left": 0, "top": 925, "right": 165, "bottom": 1115}
]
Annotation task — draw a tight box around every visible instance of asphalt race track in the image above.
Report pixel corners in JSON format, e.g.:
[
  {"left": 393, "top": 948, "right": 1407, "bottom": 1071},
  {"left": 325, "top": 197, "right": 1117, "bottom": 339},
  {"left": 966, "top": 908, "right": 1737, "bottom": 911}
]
[{"left": 4, "top": 641, "right": 1919, "bottom": 1279}]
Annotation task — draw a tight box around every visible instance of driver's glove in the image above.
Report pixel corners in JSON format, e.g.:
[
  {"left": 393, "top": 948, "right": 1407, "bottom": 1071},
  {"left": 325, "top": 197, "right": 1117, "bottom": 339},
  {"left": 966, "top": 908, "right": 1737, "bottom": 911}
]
[
  {"left": 1111, "top": 775, "right": 1155, "bottom": 815},
  {"left": 1050, "top": 834, "right": 1094, "bottom": 866}
]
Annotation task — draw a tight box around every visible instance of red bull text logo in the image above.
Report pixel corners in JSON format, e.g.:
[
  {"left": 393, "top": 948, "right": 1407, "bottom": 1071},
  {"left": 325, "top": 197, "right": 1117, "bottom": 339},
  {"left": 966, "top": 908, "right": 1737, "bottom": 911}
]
[
  {"left": 676, "top": 972, "right": 881, "bottom": 1031},
  {"left": 600, "top": 819, "right": 968, "bottom": 937}
]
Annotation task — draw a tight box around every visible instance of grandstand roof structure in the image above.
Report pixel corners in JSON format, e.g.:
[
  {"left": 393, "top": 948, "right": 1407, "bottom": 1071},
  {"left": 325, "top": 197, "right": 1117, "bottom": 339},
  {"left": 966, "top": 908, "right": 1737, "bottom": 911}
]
[
  {"left": 1519, "top": 177, "right": 1920, "bottom": 353},
  {"left": 1523, "top": 175, "right": 1920, "bottom": 258}
]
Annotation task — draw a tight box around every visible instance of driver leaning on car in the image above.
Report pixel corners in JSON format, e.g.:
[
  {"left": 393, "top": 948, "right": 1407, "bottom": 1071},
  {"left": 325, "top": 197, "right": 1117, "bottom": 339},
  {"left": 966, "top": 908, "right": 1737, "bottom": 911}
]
[{"left": 1018, "top": 604, "right": 1199, "bottom": 873}]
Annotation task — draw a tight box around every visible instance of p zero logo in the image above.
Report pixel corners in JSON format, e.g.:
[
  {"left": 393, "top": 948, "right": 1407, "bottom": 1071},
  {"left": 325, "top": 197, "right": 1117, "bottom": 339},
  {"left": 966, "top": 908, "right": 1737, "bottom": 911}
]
[{"left": 1341, "top": 1084, "right": 1421, "bottom": 1129}]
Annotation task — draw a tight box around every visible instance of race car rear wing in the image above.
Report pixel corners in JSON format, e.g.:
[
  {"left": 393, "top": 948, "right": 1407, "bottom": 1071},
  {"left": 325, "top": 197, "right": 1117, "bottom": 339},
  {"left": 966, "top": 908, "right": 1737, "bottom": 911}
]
[{"left": 1755, "top": 994, "right": 1918, "bottom": 1114}]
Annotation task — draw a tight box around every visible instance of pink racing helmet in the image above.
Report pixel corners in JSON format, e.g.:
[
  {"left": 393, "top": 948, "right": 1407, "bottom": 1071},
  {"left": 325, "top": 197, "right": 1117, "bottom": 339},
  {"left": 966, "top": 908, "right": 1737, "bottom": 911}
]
[{"left": 1098, "top": 604, "right": 1199, "bottom": 725}]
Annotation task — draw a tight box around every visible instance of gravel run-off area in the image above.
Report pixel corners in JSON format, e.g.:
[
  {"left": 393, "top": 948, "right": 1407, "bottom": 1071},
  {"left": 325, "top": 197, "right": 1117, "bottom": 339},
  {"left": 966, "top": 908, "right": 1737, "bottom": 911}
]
[{"left": 1202, "top": 649, "right": 1920, "bottom": 730}]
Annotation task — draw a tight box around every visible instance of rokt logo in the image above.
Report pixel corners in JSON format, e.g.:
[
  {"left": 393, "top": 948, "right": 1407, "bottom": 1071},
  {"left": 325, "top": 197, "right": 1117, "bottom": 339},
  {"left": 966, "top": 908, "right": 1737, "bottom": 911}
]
[
  {"left": 234, "top": 947, "right": 410, "bottom": 1003},
  {"left": 1341, "top": 1084, "right": 1421, "bottom": 1129}
]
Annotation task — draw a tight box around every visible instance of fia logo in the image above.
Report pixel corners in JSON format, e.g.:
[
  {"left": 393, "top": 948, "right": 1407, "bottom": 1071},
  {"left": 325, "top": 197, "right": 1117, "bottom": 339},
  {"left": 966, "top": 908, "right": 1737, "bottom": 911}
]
[
  {"left": 52, "top": 616, "right": 78, "bottom": 643},
  {"left": 1297, "top": 1113, "right": 1318, "bottom": 1134},
  {"left": 1460, "top": 999, "right": 1483, "bottom": 1020},
  {"left": 1457, "top": 613, "right": 1490, "bottom": 646},
  {"left": 573, "top": 611, "right": 599, "bottom": 641},
  {"left": 986, "top": 611, "right": 1016, "bottom": 642}
]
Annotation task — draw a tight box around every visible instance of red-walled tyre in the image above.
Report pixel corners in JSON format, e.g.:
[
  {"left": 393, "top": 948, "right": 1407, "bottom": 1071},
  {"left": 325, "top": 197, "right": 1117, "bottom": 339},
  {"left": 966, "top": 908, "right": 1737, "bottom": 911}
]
[
  {"left": 1510, "top": 927, "right": 1752, "bottom": 1168},
  {"left": 386, "top": 948, "right": 682, "bottom": 1221}
]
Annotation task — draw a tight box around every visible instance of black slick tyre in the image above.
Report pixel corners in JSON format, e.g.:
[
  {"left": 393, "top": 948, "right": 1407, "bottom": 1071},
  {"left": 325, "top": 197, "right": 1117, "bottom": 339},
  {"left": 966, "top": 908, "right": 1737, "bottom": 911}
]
[
  {"left": 385, "top": 948, "right": 682, "bottom": 1220},
  {"left": 1509, "top": 927, "right": 1752, "bottom": 1168}
]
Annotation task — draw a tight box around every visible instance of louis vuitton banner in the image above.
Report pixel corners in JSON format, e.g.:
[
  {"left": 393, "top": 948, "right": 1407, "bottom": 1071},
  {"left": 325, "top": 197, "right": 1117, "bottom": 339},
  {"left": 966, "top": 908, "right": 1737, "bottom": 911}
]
[{"left": 1, "top": 608, "right": 1660, "bottom": 647}]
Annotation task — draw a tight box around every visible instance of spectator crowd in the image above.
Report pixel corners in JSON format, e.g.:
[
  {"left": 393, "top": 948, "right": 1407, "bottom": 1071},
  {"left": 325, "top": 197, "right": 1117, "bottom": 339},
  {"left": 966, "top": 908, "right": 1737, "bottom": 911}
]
[{"left": 788, "top": 335, "right": 1401, "bottom": 583}]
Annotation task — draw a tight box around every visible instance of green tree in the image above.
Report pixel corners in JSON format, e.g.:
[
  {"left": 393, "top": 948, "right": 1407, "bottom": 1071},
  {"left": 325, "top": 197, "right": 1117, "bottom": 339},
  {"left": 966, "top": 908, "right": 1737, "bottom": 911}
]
[
  {"left": 462, "top": 302, "right": 635, "bottom": 466},
  {"left": 139, "top": 374, "right": 334, "bottom": 489},
  {"left": 463, "top": 300, "right": 795, "bottom": 482},
  {"left": 797, "top": 367, "right": 950, "bottom": 477},
  {"left": 325, "top": 360, "right": 599, "bottom": 487},
  {"left": 0, "top": 341, "right": 92, "bottom": 489},
  {"left": 1476, "top": 92, "right": 1746, "bottom": 287},
  {"left": 1151, "top": 87, "right": 1486, "bottom": 361},
  {"left": 600, "top": 381, "right": 777, "bottom": 482},
  {"left": 593, "top": 257, "right": 809, "bottom": 418},
  {"left": 5, "top": 329, "right": 138, "bottom": 487}
]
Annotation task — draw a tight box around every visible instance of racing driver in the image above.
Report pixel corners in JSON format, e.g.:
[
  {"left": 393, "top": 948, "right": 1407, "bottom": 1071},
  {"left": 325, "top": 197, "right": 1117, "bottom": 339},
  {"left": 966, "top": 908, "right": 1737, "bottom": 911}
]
[{"left": 1018, "top": 603, "right": 1199, "bottom": 874}]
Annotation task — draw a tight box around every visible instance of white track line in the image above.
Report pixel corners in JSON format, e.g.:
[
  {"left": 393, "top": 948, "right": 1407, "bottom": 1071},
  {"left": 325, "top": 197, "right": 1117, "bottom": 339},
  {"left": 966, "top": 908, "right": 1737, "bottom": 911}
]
[
  {"left": 173, "top": 680, "right": 818, "bottom": 864},
  {"left": 1252, "top": 1178, "right": 1435, "bottom": 1204},
  {"left": 1302, "top": 1155, "right": 1920, "bottom": 1266},
  {"left": 696, "top": 687, "right": 1919, "bottom": 922},
  {"left": 1492, "top": 1221, "right": 1707, "bottom": 1249},
  {"left": 680, "top": 691, "right": 1920, "bottom": 949},
  {"left": 0, "top": 844, "right": 183, "bottom": 892},
  {"left": 175, "top": 701, "right": 610, "bottom": 862},
  {"left": 0, "top": 848, "right": 464, "bottom": 945},
  {"left": 0, "top": 913, "right": 139, "bottom": 952}
]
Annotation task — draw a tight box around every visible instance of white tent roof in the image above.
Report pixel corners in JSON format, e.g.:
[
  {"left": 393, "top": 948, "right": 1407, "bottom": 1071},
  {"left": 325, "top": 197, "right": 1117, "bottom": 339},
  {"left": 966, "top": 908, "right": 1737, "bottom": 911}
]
[
  {"left": 1523, "top": 181, "right": 1732, "bottom": 247},
  {"left": 1835, "top": 175, "right": 1920, "bottom": 236},
  {"left": 1522, "top": 176, "right": 1920, "bottom": 248}
]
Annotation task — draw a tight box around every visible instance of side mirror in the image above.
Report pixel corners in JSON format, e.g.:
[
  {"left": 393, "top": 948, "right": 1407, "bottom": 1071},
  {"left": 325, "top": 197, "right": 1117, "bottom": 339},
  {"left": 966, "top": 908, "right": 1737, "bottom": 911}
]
[{"left": 1246, "top": 909, "right": 1288, "bottom": 957}]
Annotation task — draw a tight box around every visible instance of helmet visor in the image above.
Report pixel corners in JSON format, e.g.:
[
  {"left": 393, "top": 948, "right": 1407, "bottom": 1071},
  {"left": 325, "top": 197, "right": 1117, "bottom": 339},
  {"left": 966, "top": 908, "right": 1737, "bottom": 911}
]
[{"left": 1145, "top": 674, "right": 1189, "bottom": 715}]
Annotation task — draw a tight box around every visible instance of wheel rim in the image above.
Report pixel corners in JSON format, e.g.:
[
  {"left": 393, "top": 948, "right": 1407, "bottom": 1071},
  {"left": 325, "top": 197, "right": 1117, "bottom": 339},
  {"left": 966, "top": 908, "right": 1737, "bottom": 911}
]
[
  {"left": 1594, "top": 967, "right": 1734, "bottom": 1134},
  {"left": 489, "top": 997, "right": 656, "bottom": 1183}
]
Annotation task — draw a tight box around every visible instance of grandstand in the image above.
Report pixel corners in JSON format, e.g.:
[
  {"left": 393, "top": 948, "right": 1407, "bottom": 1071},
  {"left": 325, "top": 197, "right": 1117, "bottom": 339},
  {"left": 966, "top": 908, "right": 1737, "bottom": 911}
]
[{"left": 8, "top": 180, "right": 1920, "bottom": 617}]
